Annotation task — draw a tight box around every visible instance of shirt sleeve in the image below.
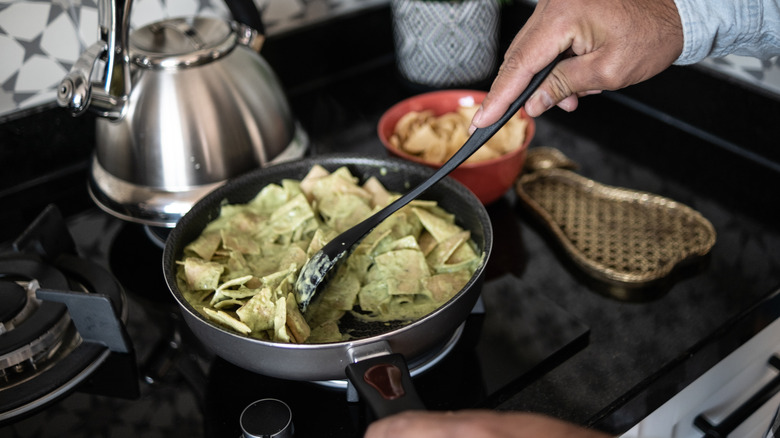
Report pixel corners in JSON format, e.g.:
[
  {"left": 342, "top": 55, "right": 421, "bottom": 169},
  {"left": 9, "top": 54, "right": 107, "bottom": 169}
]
[{"left": 673, "top": 0, "right": 780, "bottom": 65}]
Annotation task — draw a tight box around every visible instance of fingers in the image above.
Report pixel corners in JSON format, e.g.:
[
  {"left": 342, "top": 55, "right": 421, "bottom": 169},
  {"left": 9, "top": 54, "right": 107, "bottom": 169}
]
[
  {"left": 470, "top": 49, "right": 566, "bottom": 129},
  {"left": 472, "top": 44, "right": 615, "bottom": 124},
  {"left": 552, "top": 94, "right": 580, "bottom": 113},
  {"left": 364, "top": 411, "right": 455, "bottom": 438},
  {"left": 472, "top": 56, "right": 583, "bottom": 126},
  {"left": 364, "top": 410, "right": 615, "bottom": 438},
  {"left": 524, "top": 67, "right": 577, "bottom": 117},
  {"left": 524, "top": 58, "right": 605, "bottom": 117}
]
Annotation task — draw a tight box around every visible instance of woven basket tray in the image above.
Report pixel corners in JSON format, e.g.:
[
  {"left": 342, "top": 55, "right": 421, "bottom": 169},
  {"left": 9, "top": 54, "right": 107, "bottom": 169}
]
[{"left": 515, "top": 147, "right": 716, "bottom": 288}]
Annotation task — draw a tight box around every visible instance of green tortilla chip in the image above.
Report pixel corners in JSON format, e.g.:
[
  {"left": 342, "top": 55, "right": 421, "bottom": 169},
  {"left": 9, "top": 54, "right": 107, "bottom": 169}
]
[
  {"left": 183, "top": 257, "right": 224, "bottom": 291},
  {"left": 237, "top": 288, "right": 276, "bottom": 331},
  {"left": 412, "top": 207, "right": 462, "bottom": 242}
]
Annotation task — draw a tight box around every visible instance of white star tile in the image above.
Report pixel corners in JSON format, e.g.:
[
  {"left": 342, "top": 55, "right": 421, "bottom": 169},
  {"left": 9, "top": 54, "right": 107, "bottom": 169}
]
[
  {"left": 14, "top": 54, "right": 67, "bottom": 92},
  {"left": 16, "top": 87, "right": 57, "bottom": 109},
  {"left": 301, "top": 0, "right": 329, "bottom": 20},
  {"left": 196, "top": 5, "right": 230, "bottom": 20},
  {"left": 0, "top": 2, "right": 50, "bottom": 41},
  {"left": 727, "top": 54, "right": 764, "bottom": 70},
  {"left": 202, "top": 2, "right": 230, "bottom": 19},
  {"left": 52, "top": 0, "right": 78, "bottom": 11},
  {"left": 0, "top": 34, "right": 25, "bottom": 84},
  {"left": 762, "top": 66, "right": 780, "bottom": 96},
  {"left": 41, "top": 11, "right": 81, "bottom": 61},
  {"left": 262, "top": 0, "right": 304, "bottom": 23},
  {"left": 0, "top": 88, "right": 16, "bottom": 117},
  {"left": 77, "top": 4, "right": 98, "bottom": 44},
  {"left": 164, "top": 0, "right": 200, "bottom": 18}
]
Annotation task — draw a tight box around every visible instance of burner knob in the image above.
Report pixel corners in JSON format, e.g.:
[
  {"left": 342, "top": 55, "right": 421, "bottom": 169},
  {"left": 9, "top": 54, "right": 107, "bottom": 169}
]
[{"left": 240, "top": 398, "right": 294, "bottom": 438}]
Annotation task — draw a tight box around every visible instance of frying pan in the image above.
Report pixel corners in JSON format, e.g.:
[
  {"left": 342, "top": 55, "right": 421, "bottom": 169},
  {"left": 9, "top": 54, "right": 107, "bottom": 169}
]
[{"left": 162, "top": 155, "right": 493, "bottom": 415}]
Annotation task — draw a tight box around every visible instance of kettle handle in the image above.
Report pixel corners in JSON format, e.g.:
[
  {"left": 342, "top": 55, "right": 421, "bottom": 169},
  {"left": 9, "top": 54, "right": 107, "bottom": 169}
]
[{"left": 225, "top": 0, "right": 265, "bottom": 36}]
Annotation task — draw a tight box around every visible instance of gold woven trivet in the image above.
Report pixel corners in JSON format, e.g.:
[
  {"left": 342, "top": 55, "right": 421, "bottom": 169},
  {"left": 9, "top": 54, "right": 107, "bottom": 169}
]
[{"left": 516, "top": 147, "right": 716, "bottom": 288}]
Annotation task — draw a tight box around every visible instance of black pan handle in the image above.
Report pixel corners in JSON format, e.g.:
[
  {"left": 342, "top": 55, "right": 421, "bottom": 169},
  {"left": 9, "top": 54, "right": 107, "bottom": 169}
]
[
  {"left": 345, "top": 353, "right": 426, "bottom": 418},
  {"left": 693, "top": 354, "right": 780, "bottom": 437},
  {"left": 225, "top": 0, "right": 265, "bottom": 35}
]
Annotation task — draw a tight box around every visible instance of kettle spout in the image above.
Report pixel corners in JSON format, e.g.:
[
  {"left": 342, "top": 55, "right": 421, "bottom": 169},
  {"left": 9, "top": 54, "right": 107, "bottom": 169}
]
[{"left": 58, "top": 0, "right": 132, "bottom": 120}]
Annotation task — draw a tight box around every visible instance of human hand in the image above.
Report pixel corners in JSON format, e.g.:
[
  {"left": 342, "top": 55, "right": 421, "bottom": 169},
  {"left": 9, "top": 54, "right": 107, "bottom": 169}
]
[
  {"left": 470, "top": 0, "right": 683, "bottom": 128},
  {"left": 364, "top": 410, "right": 613, "bottom": 438}
]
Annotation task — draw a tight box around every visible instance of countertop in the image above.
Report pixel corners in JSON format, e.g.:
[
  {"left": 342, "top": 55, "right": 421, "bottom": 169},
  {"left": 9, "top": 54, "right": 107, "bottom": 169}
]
[{"left": 2, "top": 3, "right": 780, "bottom": 435}]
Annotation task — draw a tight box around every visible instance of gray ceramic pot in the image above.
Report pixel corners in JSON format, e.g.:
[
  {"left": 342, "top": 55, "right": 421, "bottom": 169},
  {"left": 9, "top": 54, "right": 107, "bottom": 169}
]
[{"left": 391, "top": 0, "right": 500, "bottom": 87}]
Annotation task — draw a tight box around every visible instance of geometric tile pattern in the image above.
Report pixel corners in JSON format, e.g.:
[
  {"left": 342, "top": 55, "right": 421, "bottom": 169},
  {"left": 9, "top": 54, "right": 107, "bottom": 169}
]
[
  {"left": 0, "top": 0, "right": 230, "bottom": 117},
  {"left": 0, "top": 0, "right": 389, "bottom": 118},
  {"left": 700, "top": 54, "right": 780, "bottom": 98},
  {"left": 4, "top": 0, "right": 778, "bottom": 117},
  {"left": 0, "top": 0, "right": 92, "bottom": 114}
]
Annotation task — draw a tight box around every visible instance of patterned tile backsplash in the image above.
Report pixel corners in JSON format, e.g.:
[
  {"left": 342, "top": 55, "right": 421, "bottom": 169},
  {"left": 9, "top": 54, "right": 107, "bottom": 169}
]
[
  {"left": 0, "top": 0, "right": 387, "bottom": 118},
  {"left": 700, "top": 55, "right": 780, "bottom": 96},
  {"left": 1, "top": 0, "right": 779, "bottom": 118}
]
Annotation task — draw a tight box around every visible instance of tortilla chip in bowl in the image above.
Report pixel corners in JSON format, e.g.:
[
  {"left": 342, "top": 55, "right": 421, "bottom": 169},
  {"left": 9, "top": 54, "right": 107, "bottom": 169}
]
[{"left": 377, "top": 89, "right": 535, "bottom": 204}]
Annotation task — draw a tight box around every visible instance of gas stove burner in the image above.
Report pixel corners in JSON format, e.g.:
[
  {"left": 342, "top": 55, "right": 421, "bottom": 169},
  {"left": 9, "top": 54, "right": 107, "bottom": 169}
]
[
  {"left": 313, "top": 323, "right": 465, "bottom": 390},
  {"left": 0, "top": 277, "right": 73, "bottom": 385},
  {"left": 0, "top": 206, "right": 135, "bottom": 424},
  {"left": 0, "top": 253, "right": 130, "bottom": 422},
  {"left": 0, "top": 258, "right": 73, "bottom": 385}
]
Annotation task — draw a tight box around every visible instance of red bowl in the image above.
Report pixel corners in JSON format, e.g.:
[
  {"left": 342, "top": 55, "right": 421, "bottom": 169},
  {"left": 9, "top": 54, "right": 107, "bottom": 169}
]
[{"left": 377, "top": 89, "right": 535, "bottom": 204}]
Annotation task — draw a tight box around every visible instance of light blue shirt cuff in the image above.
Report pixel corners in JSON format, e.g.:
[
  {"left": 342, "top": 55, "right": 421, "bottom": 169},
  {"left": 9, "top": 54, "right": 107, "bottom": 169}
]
[{"left": 674, "top": 0, "right": 780, "bottom": 65}]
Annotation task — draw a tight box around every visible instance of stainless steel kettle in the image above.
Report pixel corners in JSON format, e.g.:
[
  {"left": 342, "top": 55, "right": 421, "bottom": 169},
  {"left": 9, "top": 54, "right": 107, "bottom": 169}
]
[{"left": 57, "top": 0, "right": 308, "bottom": 228}]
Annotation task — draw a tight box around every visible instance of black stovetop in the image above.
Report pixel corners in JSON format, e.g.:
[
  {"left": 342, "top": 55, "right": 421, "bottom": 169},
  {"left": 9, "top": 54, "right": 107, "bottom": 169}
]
[{"left": 2, "top": 4, "right": 780, "bottom": 437}]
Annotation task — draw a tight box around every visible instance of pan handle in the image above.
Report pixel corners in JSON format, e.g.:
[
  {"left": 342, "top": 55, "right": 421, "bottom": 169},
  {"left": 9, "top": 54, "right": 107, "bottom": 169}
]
[{"left": 345, "top": 353, "right": 426, "bottom": 418}]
